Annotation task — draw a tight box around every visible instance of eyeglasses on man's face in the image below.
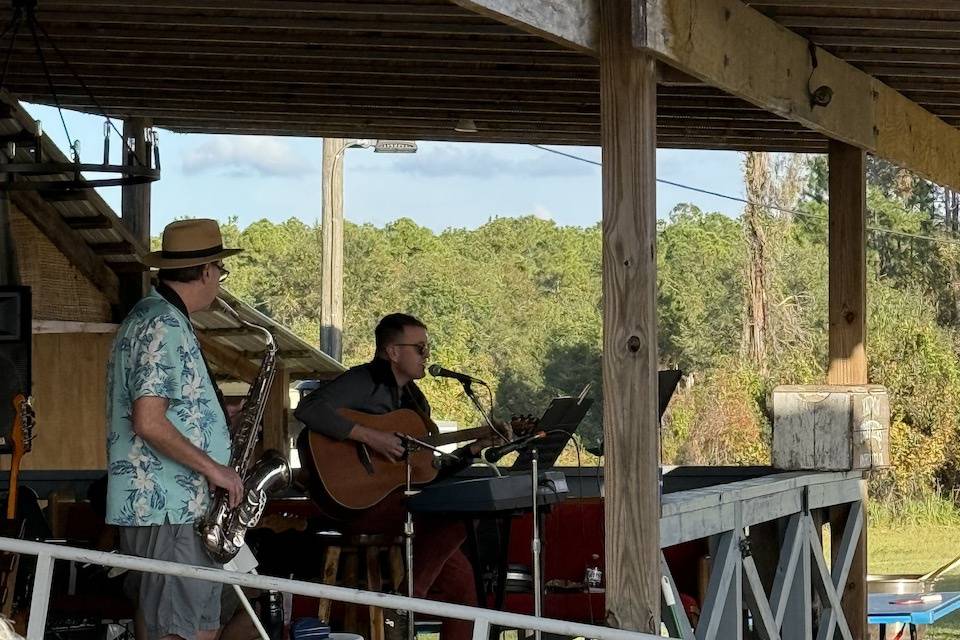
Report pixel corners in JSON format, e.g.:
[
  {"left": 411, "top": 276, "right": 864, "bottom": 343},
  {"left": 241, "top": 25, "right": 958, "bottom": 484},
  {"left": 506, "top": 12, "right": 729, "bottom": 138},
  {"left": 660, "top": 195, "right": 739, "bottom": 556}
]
[
  {"left": 213, "top": 262, "right": 230, "bottom": 283},
  {"left": 395, "top": 343, "right": 429, "bottom": 357}
]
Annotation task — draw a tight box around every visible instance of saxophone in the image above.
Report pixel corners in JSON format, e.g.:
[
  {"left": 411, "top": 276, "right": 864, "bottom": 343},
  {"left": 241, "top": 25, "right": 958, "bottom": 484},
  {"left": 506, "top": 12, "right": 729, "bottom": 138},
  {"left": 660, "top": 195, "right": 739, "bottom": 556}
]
[{"left": 197, "top": 298, "right": 293, "bottom": 564}]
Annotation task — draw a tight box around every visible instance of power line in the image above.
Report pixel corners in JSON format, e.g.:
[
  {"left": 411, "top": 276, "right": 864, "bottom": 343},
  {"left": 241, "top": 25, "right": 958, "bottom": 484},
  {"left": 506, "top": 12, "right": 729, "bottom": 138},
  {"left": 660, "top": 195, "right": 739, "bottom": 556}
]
[{"left": 529, "top": 144, "right": 960, "bottom": 248}]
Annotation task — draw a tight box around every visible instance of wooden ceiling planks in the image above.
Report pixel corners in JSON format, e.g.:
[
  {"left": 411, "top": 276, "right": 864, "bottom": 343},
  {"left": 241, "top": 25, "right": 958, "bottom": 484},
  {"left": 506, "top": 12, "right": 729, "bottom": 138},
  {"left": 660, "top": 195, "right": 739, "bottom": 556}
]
[
  {"left": 8, "top": 0, "right": 926, "bottom": 151},
  {"left": 747, "top": 0, "right": 960, "bottom": 112}
]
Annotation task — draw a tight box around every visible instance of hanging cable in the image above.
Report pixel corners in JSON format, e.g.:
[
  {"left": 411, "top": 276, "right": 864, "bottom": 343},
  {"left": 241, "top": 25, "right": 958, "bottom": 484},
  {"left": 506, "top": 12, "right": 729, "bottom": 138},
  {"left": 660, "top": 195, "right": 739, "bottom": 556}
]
[
  {"left": 25, "top": 10, "right": 74, "bottom": 160},
  {"left": 33, "top": 18, "right": 137, "bottom": 165},
  {"left": 529, "top": 144, "right": 960, "bottom": 248},
  {"left": 0, "top": 11, "right": 21, "bottom": 95}
]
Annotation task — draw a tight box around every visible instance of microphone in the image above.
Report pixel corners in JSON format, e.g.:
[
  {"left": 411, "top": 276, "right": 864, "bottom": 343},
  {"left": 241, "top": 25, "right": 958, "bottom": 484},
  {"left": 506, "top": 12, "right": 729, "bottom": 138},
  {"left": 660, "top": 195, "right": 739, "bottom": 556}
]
[
  {"left": 481, "top": 431, "right": 546, "bottom": 464},
  {"left": 428, "top": 364, "right": 485, "bottom": 385}
]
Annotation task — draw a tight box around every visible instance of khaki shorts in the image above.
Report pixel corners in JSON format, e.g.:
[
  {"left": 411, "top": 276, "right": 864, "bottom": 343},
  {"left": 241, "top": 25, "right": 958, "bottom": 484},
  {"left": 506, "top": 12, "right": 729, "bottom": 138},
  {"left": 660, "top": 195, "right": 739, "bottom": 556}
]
[{"left": 119, "top": 522, "right": 222, "bottom": 640}]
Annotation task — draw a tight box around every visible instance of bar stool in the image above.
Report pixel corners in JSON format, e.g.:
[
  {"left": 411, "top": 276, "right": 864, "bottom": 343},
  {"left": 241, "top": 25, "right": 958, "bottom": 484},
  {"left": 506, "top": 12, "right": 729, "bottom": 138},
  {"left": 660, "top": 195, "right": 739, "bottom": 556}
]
[{"left": 316, "top": 532, "right": 406, "bottom": 640}]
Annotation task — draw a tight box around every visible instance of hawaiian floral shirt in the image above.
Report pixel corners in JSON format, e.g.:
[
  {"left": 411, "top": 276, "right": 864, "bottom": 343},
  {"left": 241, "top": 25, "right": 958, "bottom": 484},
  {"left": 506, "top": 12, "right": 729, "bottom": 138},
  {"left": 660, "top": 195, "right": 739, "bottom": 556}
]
[{"left": 105, "top": 287, "right": 231, "bottom": 526}]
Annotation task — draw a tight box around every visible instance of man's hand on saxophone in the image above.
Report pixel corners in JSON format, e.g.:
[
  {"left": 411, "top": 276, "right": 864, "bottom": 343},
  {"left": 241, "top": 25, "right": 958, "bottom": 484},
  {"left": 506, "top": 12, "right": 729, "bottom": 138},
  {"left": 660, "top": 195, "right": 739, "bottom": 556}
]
[
  {"left": 132, "top": 396, "right": 244, "bottom": 509},
  {"left": 204, "top": 462, "right": 244, "bottom": 509}
]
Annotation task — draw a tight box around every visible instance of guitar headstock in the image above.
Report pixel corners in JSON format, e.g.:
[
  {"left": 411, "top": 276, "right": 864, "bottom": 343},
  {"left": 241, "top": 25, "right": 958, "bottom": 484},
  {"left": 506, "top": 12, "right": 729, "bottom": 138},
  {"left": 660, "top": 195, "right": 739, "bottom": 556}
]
[{"left": 13, "top": 395, "right": 35, "bottom": 455}]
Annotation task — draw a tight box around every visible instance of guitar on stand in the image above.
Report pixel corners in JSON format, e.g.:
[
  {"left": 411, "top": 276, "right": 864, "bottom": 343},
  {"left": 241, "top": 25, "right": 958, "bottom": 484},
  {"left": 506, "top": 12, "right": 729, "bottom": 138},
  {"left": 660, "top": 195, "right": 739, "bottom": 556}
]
[{"left": 1, "top": 393, "right": 35, "bottom": 620}]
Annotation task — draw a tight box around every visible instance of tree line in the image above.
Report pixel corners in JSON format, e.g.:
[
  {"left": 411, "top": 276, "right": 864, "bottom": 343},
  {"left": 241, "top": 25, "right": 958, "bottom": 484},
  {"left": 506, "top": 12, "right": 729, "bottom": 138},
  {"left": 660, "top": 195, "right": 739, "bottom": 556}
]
[{"left": 202, "top": 154, "right": 960, "bottom": 500}]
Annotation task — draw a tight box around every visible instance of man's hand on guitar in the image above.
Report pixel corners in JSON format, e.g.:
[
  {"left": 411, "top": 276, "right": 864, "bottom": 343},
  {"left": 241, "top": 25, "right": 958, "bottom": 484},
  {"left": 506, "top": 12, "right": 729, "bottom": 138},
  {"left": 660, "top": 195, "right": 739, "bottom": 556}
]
[{"left": 352, "top": 425, "right": 405, "bottom": 462}]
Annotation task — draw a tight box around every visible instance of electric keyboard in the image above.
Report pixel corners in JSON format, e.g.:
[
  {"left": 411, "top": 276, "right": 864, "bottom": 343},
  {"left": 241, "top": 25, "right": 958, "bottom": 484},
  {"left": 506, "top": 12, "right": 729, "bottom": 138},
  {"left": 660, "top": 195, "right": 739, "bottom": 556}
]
[{"left": 407, "top": 471, "right": 568, "bottom": 514}]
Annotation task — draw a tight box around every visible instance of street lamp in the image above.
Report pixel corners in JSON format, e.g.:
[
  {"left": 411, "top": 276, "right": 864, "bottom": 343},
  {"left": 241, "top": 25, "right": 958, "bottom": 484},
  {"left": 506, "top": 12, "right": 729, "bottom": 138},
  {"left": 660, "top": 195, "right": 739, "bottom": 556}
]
[{"left": 320, "top": 138, "right": 417, "bottom": 361}]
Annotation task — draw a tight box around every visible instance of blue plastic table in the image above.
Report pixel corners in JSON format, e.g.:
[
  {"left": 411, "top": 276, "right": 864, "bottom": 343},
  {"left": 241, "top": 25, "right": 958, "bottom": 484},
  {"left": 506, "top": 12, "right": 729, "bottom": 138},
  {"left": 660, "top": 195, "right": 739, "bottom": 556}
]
[{"left": 869, "top": 591, "right": 960, "bottom": 639}]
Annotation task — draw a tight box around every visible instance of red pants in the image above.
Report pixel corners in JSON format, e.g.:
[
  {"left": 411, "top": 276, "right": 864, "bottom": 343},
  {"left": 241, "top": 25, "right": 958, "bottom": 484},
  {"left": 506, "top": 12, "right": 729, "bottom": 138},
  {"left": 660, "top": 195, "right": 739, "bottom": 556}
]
[{"left": 343, "top": 494, "right": 478, "bottom": 640}]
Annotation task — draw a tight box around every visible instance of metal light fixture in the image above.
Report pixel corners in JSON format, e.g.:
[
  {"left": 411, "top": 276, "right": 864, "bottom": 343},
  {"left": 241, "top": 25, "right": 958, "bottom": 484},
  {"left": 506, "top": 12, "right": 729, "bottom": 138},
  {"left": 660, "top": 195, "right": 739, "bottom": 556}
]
[
  {"left": 372, "top": 140, "right": 417, "bottom": 153},
  {"left": 349, "top": 139, "right": 417, "bottom": 154},
  {"left": 0, "top": 0, "right": 161, "bottom": 192},
  {"left": 454, "top": 118, "right": 478, "bottom": 133},
  {"left": 330, "top": 139, "right": 417, "bottom": 177}
]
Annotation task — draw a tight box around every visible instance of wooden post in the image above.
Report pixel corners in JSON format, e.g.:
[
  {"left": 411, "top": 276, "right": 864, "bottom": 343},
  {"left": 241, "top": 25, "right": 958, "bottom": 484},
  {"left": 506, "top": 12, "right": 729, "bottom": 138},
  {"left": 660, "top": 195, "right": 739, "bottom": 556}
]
[
  {"left": 262, "top": 366, "right": 290, "bottom": 454},
  {"left": 827, "top": 139, "right": 867, "bottom": 640},
  {"left": 119, "top": 117, "right": 151, "bottom": 316},
  {"left": 828, "top": 140, "right": 867, "bottom": 385},
  {"left": 320, "top": 138, "right": 346, "bottom": 362},
  {"left": 599, "top": 0, "right": 659, "bottom": 632}
]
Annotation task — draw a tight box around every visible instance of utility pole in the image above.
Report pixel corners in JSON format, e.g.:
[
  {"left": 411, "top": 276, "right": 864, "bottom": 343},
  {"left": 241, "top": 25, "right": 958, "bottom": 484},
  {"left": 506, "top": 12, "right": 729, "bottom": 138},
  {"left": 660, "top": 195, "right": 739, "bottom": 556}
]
[{"left": 320, "top": 138, "right": 346, "bottom": 361}]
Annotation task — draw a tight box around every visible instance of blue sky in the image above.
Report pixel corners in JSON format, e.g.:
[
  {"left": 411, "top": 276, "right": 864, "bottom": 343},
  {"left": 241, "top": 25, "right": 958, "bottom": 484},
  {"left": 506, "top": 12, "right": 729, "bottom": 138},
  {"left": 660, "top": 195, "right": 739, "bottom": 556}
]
[{"left": 24, "top": 103, "right": 748, "bottom": 234}]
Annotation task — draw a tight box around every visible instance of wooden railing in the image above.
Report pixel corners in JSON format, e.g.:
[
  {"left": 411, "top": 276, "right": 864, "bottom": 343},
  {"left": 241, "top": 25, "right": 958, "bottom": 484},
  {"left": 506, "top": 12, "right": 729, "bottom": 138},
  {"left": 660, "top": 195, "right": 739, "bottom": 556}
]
[{"left": 659, "top": 471, "right": 865, "bottom": 640}]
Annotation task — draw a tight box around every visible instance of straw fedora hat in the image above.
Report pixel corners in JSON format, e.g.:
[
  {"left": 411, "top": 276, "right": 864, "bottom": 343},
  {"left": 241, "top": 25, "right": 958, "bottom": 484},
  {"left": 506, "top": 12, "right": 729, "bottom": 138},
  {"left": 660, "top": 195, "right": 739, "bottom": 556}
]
[{"left": 141, "top": 219, "right": 242, "bottom": 269}]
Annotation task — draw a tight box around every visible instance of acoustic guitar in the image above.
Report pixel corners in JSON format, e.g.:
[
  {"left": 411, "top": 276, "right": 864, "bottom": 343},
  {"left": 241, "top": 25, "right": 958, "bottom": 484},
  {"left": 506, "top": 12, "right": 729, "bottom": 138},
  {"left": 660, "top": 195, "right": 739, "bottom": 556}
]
[
  {"left": 300, "top": 408, "right": 533, "bottom": 516},
  {"left": 1, "top": 394, "right": 35, "bottom": 620}
]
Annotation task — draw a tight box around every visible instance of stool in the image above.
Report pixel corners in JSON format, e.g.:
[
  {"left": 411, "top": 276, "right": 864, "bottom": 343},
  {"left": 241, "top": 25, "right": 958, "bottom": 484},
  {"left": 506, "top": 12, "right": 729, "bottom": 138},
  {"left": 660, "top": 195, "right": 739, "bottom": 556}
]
[{"left": 316, "top": 533, "right": 406, "bottom": 640}]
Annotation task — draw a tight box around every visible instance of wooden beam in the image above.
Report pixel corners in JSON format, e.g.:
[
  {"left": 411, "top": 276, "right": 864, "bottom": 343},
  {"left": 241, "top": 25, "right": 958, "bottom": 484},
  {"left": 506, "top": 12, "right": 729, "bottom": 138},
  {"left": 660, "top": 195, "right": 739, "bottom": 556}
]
[
  {"left": 61, "top": 214, "right": 114, "bottom": 229},
  {"left": 32, "top": 320, "right": 118, "bottom": 334},
  {"left": 261, "top": 366, "right": 290, "bottom": 455},
  {"left": 827, "top": 141, "right": 867, "bottom": 385},
  {"left": 90, "top": 241, "right": 135, "bottom": 255},
  {"left": 197, "top": 332, "right": 259, "bottom": 383},
  {"left": 449, "top": 0, "right": 598, "bottom": 54},
  {"left": 320, "top": 138, "right": 345, "bottom": 363},
  {"left": 121, "top": 118, "right": 151, "bottom": 245},
  {"left": 118, "top": 117, "right": 152, "bottom": 316},
  {"left": 636, "top": 0, "right": 960, "bottom": 192},
  {"left": 599, "top": 0, "right": 658, "bottom": 633},
  {"left": 241, "top": 349, "right": 312, "bottom": 360},
  {"left": 8, "top": 190, "right": 120, "bottom": 304},
  {"left": 202, "top": 327, "right": 255, "bottom": 337}
]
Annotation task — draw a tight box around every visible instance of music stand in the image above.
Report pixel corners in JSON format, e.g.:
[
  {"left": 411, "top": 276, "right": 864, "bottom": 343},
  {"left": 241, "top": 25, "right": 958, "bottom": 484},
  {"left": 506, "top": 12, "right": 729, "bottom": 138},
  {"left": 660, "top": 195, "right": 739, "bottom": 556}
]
[
  {"left": 585, "top": 369, "right": 683, "bottom": 456},
  {"left": 511, "top": 395, "right": 593, "bottom": 473}
]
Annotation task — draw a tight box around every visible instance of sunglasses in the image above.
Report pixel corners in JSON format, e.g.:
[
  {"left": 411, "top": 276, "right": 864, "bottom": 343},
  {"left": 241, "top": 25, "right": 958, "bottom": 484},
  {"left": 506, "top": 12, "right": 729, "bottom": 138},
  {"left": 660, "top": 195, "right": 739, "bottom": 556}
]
[
  {"left": 213, "top": 262, "right": 230, "bottom": 283},
  {"left": 395, "top": 343, "right": 430, "bottom": 356}
]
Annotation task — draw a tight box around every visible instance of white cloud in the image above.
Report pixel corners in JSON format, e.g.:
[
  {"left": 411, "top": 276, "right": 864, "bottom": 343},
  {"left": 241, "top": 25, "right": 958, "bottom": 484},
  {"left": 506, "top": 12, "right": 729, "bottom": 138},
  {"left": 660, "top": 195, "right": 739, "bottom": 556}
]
[
  {"left": 359, "top": 143, "right": 596, "bottom": 180},
  {"left": 182, "top": 136, "right": 313, "bottom": 177},
  {"left": 531, "top": 204, "right": 554, "bottom": 220}
]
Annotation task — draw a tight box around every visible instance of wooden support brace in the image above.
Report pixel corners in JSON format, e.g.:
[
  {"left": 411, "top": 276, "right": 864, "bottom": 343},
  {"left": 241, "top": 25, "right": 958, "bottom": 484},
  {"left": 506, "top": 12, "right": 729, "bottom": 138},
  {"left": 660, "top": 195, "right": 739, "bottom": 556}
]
[
  {"left": 808, "top": 519, "right": 853, "bottom": 640},
  {"left": 770, "top": 514, "right": 803, "bottom": 629},
  {"left": 743, "top": 553, "right": 781, "bottom": 640},
  {"left": 196, "top": 332, "right": 260, "bottom": 383},
  {"left": 695, "top": 531, "right": 737, "bottom": 640}
]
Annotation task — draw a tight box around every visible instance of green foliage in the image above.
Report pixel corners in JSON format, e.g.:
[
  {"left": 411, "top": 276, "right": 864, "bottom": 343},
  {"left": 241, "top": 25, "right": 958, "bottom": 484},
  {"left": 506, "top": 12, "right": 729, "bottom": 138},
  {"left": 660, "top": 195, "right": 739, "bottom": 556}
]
[
  {"left": 161, "top": 151, "right": 960, "bottom": 498},
  {"left": 657, "top": 204, "right": 745, "bottom": 372},
  {"left": 662, "top": 362, "right": 771, "bottom": 466}
]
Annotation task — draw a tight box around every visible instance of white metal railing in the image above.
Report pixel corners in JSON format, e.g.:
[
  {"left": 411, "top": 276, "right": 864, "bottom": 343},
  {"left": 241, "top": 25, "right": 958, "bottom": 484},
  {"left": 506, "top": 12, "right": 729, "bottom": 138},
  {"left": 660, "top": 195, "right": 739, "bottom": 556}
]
[{"left": 0, "top": 537, "right": 662, "bottom": 640}]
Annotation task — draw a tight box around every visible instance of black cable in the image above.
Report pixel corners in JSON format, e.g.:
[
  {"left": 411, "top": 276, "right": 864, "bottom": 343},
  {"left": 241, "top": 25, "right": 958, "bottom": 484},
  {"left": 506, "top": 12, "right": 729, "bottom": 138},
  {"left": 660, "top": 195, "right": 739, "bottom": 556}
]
[
  {"left": 0, "top": 14, "right": 22, "bottom": 99},
  {"left": 34, "top": 18, "right": 142, "bottom": 166},
  {"left": 26, "top": 13, "right": 74, "bottom": 161},
  {"left": 530, "top": 143, "right": 960, "bottom": 248}
]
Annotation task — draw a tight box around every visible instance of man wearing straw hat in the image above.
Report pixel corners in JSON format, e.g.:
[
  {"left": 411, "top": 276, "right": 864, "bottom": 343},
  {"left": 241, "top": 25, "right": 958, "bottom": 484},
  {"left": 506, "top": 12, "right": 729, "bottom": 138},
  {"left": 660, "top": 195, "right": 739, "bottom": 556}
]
[{"left": 105, "top": 218, "right": 245, "bottom": 640}]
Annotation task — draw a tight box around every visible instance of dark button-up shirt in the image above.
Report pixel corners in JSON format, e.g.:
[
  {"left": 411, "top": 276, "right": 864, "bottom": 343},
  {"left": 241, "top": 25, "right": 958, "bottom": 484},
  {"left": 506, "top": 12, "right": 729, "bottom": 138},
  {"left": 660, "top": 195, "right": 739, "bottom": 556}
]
[{"left": 294, "top": 356, "right": 431, "bottom": 440}]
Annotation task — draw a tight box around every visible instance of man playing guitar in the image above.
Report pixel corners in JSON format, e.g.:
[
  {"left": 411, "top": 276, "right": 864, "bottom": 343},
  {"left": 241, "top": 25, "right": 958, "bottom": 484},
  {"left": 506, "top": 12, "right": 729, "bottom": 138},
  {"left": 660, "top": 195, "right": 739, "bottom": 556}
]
[{"left": 295, "top": 313, "right": 489, "bottom": 640}]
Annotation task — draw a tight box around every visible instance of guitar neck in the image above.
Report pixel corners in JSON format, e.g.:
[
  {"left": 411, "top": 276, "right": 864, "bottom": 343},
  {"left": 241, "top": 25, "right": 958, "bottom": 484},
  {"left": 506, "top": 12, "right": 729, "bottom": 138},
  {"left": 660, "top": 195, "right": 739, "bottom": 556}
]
[
  {"left": 6, "top": 455, "right": 19, "bottom": 521},
  {"left": 423, "top": 426, "right": 491, "bottom": 448}
]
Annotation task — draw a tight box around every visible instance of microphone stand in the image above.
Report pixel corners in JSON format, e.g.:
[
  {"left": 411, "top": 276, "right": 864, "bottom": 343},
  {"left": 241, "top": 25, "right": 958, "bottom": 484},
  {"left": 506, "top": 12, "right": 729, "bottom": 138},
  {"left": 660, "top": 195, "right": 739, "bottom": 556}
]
[
  {"left": 395, "top": 434, "right": 462, "bottom": 640},
  {"left": 399, "top": 437, "right": 418, "bottom": 640},
  {"left": 462, "top": 380, "right": 507, "bottom": 441},
  {"left": 530, "top": 444, "right": 543, "bottom": 640}
]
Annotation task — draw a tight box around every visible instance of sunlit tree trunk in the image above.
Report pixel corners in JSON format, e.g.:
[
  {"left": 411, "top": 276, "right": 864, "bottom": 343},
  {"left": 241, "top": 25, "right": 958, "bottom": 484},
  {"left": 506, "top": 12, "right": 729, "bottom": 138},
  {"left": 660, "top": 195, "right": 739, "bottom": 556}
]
[{"left": 742, "top": 152, "right": 772, "bottom": 373}]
